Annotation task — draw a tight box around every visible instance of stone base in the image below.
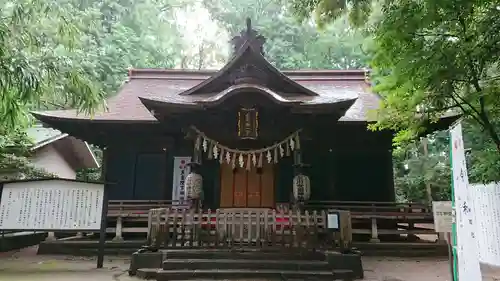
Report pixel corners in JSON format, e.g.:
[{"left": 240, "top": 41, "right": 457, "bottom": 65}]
[
  {"left": 326, "top": 250, "right": 364, "bottom": 279},
  {"left": 0, "top": 232, "right": 47, "bottom": 252},
  {"left": 129, "top": 250, "right": 166, "bottom": 276}
]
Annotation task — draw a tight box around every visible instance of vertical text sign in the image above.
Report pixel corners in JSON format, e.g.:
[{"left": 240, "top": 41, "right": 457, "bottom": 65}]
[
  {"left": 172, "top": 156, "right": 191, "bottom": 204},
  {"left": 450, "top": 122, "right": 482, "bottom": 281}
]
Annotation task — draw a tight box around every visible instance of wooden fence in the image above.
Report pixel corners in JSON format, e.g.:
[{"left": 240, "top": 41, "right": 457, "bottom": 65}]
[{"left": 146, "top": 208, "right": 352, "bottom": 250}]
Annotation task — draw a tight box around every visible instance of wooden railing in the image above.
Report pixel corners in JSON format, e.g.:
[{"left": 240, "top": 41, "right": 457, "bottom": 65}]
[
  {"left": 305, "top": 200, "right": 432, "bottom": 219},
  {"left": 304, "top": 201, "right": 435, "bottom": 242},
  {"left": 53, "top": 200, "right": 436, "bottom": 243},
  {"left": 146, "top": 208, "right": 352, "bottom": 250}
]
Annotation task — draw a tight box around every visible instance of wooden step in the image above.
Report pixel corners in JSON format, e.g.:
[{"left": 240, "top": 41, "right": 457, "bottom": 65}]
[
  {"left": 162, "top": 258, "right": 330, "bottom": 271},
  {"left": 154, "top": 269, "right": 355, "bottom": 281}
]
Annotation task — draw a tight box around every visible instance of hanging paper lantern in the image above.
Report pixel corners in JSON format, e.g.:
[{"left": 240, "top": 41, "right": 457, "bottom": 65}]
[
  {"left": 225, "top": 151, "right": 231, "bottom": 164},
  {"left": 185, "top": 163, "right": 203, "bottom": 199},
  {"left": 292, "top": 165, "right": 311, "bottom": 202}
]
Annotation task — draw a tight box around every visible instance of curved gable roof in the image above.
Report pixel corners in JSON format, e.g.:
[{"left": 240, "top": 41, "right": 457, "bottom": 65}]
[{"left": 179, "top": 41, "right": 319, "bottom": 97}]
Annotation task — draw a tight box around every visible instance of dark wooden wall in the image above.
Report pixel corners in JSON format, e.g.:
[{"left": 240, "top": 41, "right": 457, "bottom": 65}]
[
  {"left": 103, "top": 124, "right": 395, "bottom": 204},
  {"left": 105, "top": 144, "right": 172, "bottom": 200}
]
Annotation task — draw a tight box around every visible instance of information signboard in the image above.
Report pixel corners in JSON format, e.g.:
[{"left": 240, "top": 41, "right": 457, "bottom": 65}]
[
  {"left": 0, "top": 180, "right": 104, "bottom": 231},
  {"left": 470, "top": 182, "right": 500, "bottom": 266},
  {"left": 327, "top": 211, "right": 340, "bottom": 230},
  {"left": 0, "top": 178, "right": 109, "bottom": 268},
  {"left": 432, "top": 201, "right": 453, "bottom": 233}
]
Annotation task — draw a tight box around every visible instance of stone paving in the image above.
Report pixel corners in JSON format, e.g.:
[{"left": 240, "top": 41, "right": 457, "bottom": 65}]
[{"left": 0, "top": 246, "right": 499, "bottom": 281}]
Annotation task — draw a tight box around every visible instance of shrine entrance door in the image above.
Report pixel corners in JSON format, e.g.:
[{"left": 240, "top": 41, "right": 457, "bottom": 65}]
[{"left": 219, "top": 163, "right": 274, "bottom": 208}]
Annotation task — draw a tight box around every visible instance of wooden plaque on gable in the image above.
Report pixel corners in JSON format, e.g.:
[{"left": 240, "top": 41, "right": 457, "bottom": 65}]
[{"left": 237, "top": 108, "right": 259, "bottom": 139}]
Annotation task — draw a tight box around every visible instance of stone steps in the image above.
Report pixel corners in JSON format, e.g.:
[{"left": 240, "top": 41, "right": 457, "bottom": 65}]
[
  {"left": 164, "top": 248, "right": 325, "bottom": 260},
  {"left": 138, "top": 268, "right": 355, "bottom": 281},
  {"left": 162, "top": 258, "right": 331, "bottom": 271},
  {"left": 131, "top": 249, "right": 364, "bottom": 280}
]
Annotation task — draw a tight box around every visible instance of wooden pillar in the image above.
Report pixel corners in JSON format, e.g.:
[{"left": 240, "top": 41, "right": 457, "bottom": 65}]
[
  {"left": 164, "top": 141, "right": 175, "bottom": 201},
  {"left": 385, "top": 148, "right": 396, "bottom": 201},
  {"left": 100, "top": 147, "right": 121, "bottom": 241}
]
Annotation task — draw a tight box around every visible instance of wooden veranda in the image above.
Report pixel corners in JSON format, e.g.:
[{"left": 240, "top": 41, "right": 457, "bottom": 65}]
[{"left": 102, "top": 200, "right": 437, "bottom": 245}]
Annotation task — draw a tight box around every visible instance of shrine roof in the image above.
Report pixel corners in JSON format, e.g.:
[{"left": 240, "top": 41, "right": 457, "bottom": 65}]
[{"left": 32, "top": 69, "right": 380, "bottom": 123}]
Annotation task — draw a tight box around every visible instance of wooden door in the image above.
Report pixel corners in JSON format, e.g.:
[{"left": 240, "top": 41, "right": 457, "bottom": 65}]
[{"left": 220, "top": 163, "right": 274, "bottom": 208}]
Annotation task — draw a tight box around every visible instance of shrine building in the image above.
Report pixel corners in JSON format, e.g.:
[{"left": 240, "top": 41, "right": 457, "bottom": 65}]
[{"left": 32, "top": 19, "right": 452, "bottom": 210}]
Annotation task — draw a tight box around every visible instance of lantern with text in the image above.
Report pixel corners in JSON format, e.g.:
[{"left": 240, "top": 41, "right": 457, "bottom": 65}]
[
  {"left": 292, "top": 164, "right": 311, "bottom": 202},
  {"left": 237, "top": 108, "right": 259, "bottom": 139},
  {"left": 185, "top": 163, "right": 203, "bottom": 200}
]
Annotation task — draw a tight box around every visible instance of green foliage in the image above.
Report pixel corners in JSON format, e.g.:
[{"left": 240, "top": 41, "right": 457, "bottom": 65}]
[
  {"left": 0, "top": 0, "right": 105, "bottom": 128},
  {"left": 367, "top": 0, "right": 500, "bottom": 183},
  {"left": 293, "top": 0, "right": 500, "bottom": 186},
  {"left": 202, "top": 0, "right": 369, "bottom": 69},
  {"left": 369, "top": 0, "right": 500, "bottom": 146},
  {"left": 290, "top": 0, "right": 373, "bottom": 28},
  {"left": 463, "top": 120, "right": 500, "bottom": 183},
  {"left": 76, "top": 146, "right": 102, "bottom": 181},
  {"left": 393, "top": 131, "right": 451, "bottom": 202},
  {"left": 0, "top": 0, "right": 189, "bottom": 179}
]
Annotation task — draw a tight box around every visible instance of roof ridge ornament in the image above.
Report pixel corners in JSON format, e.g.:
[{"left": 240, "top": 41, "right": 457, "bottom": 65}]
[
  {"left": 246, "top": 18, "right": 252, "bottom": 34},
  {"left": 230, "top": 18, "right": 266, "bottom": 56}
]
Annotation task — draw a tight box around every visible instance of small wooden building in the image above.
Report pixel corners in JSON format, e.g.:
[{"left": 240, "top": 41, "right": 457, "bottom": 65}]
[{"left": 32, "top": 20, "right": 448, "bottom": 210}]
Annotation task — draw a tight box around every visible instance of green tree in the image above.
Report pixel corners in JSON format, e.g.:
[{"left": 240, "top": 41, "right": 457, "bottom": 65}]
[
  {"left": 292, "top": 0, "right": 500, "bottom": 183},
  {"left": 393, "top": 131, "right": 451, "bottom": 202},
  {"left": 1, "top": 0, "right": 105, "bottom": 128},
  {"left": 202, "top": 0, "right": 369, "bottom": 69},
  {"left": 290, "top": 0, "right": 374, "bottom": 27},
  {"left": 1, "top": 0, "right": 190, "bottom": 180}
]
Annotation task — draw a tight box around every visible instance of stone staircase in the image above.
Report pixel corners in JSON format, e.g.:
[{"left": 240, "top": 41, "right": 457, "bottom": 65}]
[{"left": 132, "top": 249, "right": 361, "bottom": 280}]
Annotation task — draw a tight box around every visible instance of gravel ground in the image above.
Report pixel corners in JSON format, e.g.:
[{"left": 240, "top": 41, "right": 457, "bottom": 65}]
[{"left": 0, "top": 246, "right": 498, "bottom": 281}]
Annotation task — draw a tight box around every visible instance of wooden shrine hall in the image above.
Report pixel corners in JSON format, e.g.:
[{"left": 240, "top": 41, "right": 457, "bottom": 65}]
[{"left": 32, "top": 19, "right": 451, "bottom": 213}]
